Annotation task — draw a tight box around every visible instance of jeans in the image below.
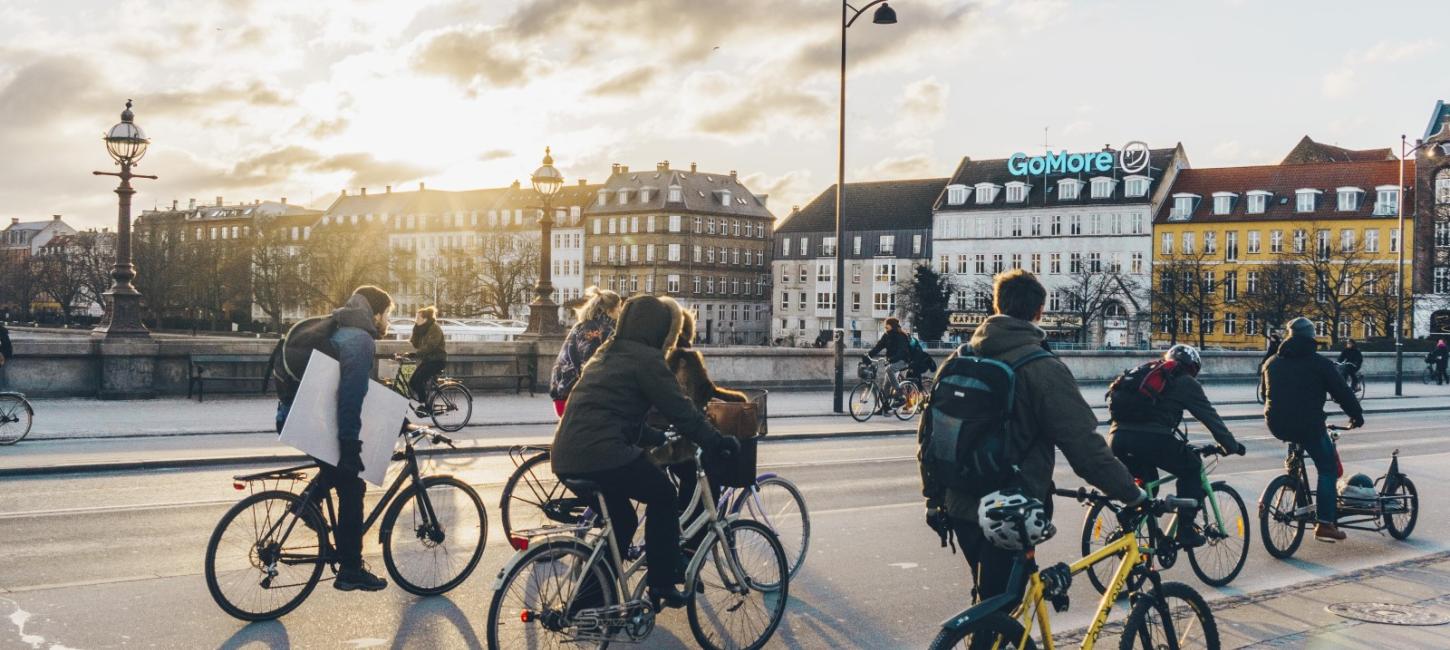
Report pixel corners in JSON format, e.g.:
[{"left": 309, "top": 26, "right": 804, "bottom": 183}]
[
  {"left": 330, "top": 327, "right": 376, "bottom": 442},
  {"left": 1301, "top": 433, "right": 1340, "bottom": 524},
  {"left": 311, "top": 462, "right": 367, "bottom": 570},
  {"left": 951, "top": 517, "right": 1017, "bottom": 604},
  {"left": 560, "top": 454, "right": 683, "bottom": 590},
  {"left": 408, "top": 359, "right": 445, "bottom": 402}
]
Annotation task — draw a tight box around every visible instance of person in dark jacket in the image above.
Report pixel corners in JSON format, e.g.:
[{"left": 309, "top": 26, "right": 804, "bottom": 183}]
[
  {"left": 0, "top": 321, "right": 11, "bottom": 390},
  {"left": 1109, "top": 344, "right": 1246, "bottom": 548},
  {"left": 921, "top": 270, "right": 1144, "bottom": 605},
  {"left": 657, "top": 309, "right": 749, "bottom": 507},
  {"left": 407, "top": 306, "right": 447, "bottom": 404},
  {"left": 1336, "top": 339, "right": 1364, "bottom": 389},
  {"left": 1263, "top": 316, "right": 1364, "bottom": 543},
  {"left": 549, "top": 287, "right": 622, "bottom": 417},
  {"left": 907, "top": 333, "right": 938, "bottom": 382},
  {"left": 867, "top": 317, "right": 911, "bottom": 403},
  {"left": 551, "top": 295, "right": 738, "bottom": 609},
  {"left": 1431, "top": 340, "right": 1449, "bottom": 385}
]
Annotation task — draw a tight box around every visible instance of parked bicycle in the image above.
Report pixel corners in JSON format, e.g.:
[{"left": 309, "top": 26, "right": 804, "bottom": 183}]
[
  {"left": 488, "top": 439, "right": 791, "bottom": 650},
  {"left": 0, "top": 391, "right": 33, "bottom": 446},
  {"left": 204, "top": 425, "right": 487, "bottom": 621},
  {"left": 384, "top": 353, "right": 473, "bottom": 432},
  {"left": 930, "top": 487, "right": 1219, "bottom": 650},
  {"left": 1258, "top": 424, "right": 1418, "bottom": 559},
  {"left": 848, "top": 356, "right": 922, "bottom": 422}
]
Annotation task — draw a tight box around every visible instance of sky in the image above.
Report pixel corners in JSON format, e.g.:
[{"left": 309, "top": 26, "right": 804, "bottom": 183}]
[{"left": 0, "top": 0, "right": 1446, "bottom": 231}]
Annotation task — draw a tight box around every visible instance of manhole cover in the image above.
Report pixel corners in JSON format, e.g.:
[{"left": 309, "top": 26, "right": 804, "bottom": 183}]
[{"left": 1326, "top": 602, "right": 1450, "bottom": 626}]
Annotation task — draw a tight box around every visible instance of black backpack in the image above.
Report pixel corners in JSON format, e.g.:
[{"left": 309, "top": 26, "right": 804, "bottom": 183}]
[
  {"left": 268, "top": 316, "right": 339, "bottom": 404},
  {"left": 919, "top": 344, "right": 1053, "bottom": 494},
  {"left": 1105, "top": 360, "right": 1178, "bottom": 423}
]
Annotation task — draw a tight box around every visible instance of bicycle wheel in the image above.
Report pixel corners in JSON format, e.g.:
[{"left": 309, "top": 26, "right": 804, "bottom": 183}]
[
  {"left": 1118, "top": 581, "right": 1219, "bottom": 650},
  {"left": 381, "top": 475, "right": 487, "bottom": 596},
  {"left": 1258, "top": 475, "right": 1306, "bottom": 559},
  {"left": 427, "top": 382, "right": 472, "bottom": 432},
  {"left": 1080, "top": 500, "right": 1126, "bottom": 595},
  {"left": 204, "top": 490, "right": 325, "bottom": 621},
  {"left": 894, "top": 380, "right": 923, "bottom": 421},
  {"left": 487, "top": 537, "right": 617, "bottom": 650},
  {"left": 1383, "top": 476, "right": 1418, "bottom": 540},
  {"left": 1187, "top": 483, "right": 1249, "bottom": 587},
  {"left": 847, "top": 383, "right": 878, "bottom": 422},
  {"left": 927, "top": 613, "right": 1035, "bottom": 650},
  {"left": 0, "top": 394, "right": 33, "bottom": 446},
  {"left": 734, "top": 476, "right": 810, "bottom": 579},
  {"left": 687, "top": 520, "right": 789, "bottom": 650},
  {"left": 500, "top": 449, "right": 586, "bottom": 540}
]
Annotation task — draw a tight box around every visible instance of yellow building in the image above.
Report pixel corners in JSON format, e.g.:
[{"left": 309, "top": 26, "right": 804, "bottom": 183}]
[{"left": 1151, "top": 159, "right": 1413, "bottom": 349}]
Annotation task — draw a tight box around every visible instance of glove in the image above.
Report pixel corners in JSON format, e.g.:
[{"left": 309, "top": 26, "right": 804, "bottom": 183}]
[
  {"left": 925, "top": 506, "right": 955, "bottom": 552},
  {"left": 711, "top": 436, "right": 741, "bottom": 464},
  {"left": 338, "top": 439, "right": 365, "bottom": 475},
  {"left": 1349, "top": 415, "right": 1365, "bottom": 429},
  {"left": 1231, "top": 442, "right": 1247, "bottom": 456},
  {"left": 638, "top": 424, "right": 667, "bottom": 448},
  {"left": 1123, "top": 487, "right": 1149, "bottom": 507}
]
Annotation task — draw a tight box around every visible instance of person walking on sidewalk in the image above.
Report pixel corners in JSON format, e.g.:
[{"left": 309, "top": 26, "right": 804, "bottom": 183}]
[
  {"left": 549, "top": 287, "right": 622, "bottom": 417},
  {"left": 407, "top": 306, "right": 447, "bottom": 404},
  {"left": 1263, "top": 316, "right": 1363, "bottom": 543},
  {"left": 0, "top": 321, "right": 11, "bottom": 390},
  {"left": 1431, "top": 340, "right": 1449, "bottom": 385}
]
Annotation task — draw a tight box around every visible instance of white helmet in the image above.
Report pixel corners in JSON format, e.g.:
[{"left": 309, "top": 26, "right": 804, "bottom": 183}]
[{"left": 977, "top": 488, "right": 1056, "bottom": 551}]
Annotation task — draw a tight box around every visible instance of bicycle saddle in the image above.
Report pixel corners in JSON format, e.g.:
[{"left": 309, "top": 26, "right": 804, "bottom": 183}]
[{"left": 562, "top": 478, "right": 603, "bottom": 500}]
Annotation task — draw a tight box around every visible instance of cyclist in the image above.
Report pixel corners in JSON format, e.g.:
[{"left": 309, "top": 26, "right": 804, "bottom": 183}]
[
  {"left": 653, "top": 309, "right": 749, "bottom": 508},
  {"left": 866, "top": 317, "right": 911, "bottom": 408},
  {"left": 549, "top": 287, "right": 622, "bottom": 417},
  {"left": 1263, "top": 316, "right": 1363, "bottom": 543},
  {"left": 551, "top": 295, "right": 739, "bottom": 610},
  {"left": 1336, "top": 338, "right": 1363, "bottom": 390},
  {"left": 1431, "top": 339, "right": 1449, "bottom": 385},
  {"left": 1107, "top": 344, "right": 1246, "bottom": 548},
  {"left": 407, "top": 306, "right": 447, "bottom": 405},
  {"left": 921, "top": 270, "right": 1145, "bottom": 604}
]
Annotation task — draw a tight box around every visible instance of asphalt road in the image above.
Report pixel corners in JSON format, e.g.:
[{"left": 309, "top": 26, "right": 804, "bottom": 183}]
[{"left": 1, "top": 410, "right": 1447, "bottom": 649}]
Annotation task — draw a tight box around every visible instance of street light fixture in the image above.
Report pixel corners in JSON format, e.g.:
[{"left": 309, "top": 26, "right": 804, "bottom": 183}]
[
  {"left": 92, "top": 100, "right": 158, "bottom": 339},
  {"left": 833, "top": 1, "right": 897, "bottom": 413},
  {"left": 1396, "top": 135, "right": 1437, "bottom": 395},
  {"left": 523, "top": 146, "right": 565, "bottom": 338}
]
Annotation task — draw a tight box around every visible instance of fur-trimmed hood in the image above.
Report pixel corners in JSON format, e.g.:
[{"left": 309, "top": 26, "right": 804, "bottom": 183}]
[{"left": 613, "top": 295, "right": 684, "bottom": 355}]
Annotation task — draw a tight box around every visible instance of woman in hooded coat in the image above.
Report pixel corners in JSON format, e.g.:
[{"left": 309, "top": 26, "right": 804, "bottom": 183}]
[{"left": 656, "top": 309, "right": 749, "bottom": 505}]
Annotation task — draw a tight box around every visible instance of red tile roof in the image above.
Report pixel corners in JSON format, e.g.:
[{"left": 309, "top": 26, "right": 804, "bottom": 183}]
[
  {"left": 1281, "top": 136, "right": 1393, "bottom": 165},
  {"left": 1155, "top": 159, "right": 1414, "bottom": 224}
]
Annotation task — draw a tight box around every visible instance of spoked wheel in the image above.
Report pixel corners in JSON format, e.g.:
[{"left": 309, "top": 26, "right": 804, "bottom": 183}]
[
  {"left": 1259, "top": 475, "right": 1307, "bottom": 559},
  {"left": 1382, "top": 476, "right": 1418, "bottom": 540},
  {"left": 687, "top": 520, "right": 790, "bottom": 650},
  {"left": 1353, "top": 377, "right": 1366, "bottom": 400},
  {"left": 205, "top": 490, "right": 325, "bottom": 621},
  {"left": 0, "top": 393, "right": 33, "bottom": 446},
  {"left": 928, "top": 613, "right": 1035, "bottom": 650},
  {"left": 1187, "top": 483, "right": 1250, "bottom": 587},
  {"left": 847, "top": 383, "right": 878, "bottom": 422},
  {"left": 894, "top": 381, "right": 924, "bottom": 421},
  {"left": 734, "top": 475, "right": 811, "bottom": 579},
  {"left": 381, "top": 476, "right": 487, "bottom": 596},
  {"left": 427, "top": 382, "right": 473, "bottom": 432},
  {"left": 487, "top": 538, "right": 617, "bottom": 650},
  {"left": 1080, "top": 501, "right": 1127, "bottom": 595},
  {"left": 1119, "top": 581, "right": 1219, "bottom": 649},
  {"left": 500, "top": 449, "right": 587, "bottom": 540}
]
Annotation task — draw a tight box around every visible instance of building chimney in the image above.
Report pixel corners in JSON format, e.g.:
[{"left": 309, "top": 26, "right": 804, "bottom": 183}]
[
  {"left": 10, "top": 218, "right": 17, "bottom": 225},
  {"left": 578, "top": 178, "right": 587, "bottom": 186},
  {"left": 189, "top": 198, "right": 196, "bottom": 209},
  {"left": 52, "top": 214, "right": 62, "bottom": 221},
  {"left": 171, "top": 199, "right": 178, "bottom": 210},
  {"left": 341, "top": 189, "right": 347, "bottom": 196},
  {"left": 280, "top": 197, "right": 287, "bottom": 205},
  {"left": 791, "top": 205, "right": 800, "bottom": 214},
  {"left": 690, "top": 162, "right": 697, "bottom": 173},
  {"left": 361, "top": 187, "right": 367, "bottom": 197},
  {"left": 419, "top": 182, "right": 426, "bottom": 191},
  {"left": 729, "top": 170, "right": 737, "bottom": 180},
  {"left": 215, "top": 196, "right": 223, "bottom": 207},
  {"left": 511, "top": 179, "right": 521, "bottom": 189},
  {"left": 611, "top": 163, "right": 620, "bottom": 175},
  {"left": 657, "top": 161, "right": 669, "bottom": 172},
  {"left": 385, "top": 185, "right": 392, "bottom": 194},
  {"left": 619, "top": 165, "right": 629, "bottom": 174}
]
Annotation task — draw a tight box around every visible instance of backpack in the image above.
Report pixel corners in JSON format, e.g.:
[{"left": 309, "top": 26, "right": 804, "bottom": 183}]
[
  {"left": 268, "top": 315, "right": 339, "bottom": 404},
  {"left": 920, "top": 344, "right": 1054, "bottom": 494},
  {"left": 1105, "top": 360, "right": 1178, "bottom": 423}
]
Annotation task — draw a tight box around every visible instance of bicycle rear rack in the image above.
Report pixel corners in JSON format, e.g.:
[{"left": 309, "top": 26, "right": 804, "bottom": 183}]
[{"left": 232, "top": 463, "right": 315, "bottom": 494}]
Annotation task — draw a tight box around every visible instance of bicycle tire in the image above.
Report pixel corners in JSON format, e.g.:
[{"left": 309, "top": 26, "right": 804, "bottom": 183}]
[
  {"left": 928, "top": 613, "right": 1035, "bottom": 650},
  {"left": 205, "top": 490, "right": 325, "bottom": 621},
  {"left": 486, "top": 536, "right": 616, "bottom": 650},
  {"left": 427, "top": 382, "right": 472, "bottom": 432},
  {"left": 1080, "top": 499, "right": 1126, "bottom": 595},
  {"left": 1118, "top": 581, "right": 1219, "bottom": 650},
  {"left": 894, "top": 380, "right": 923, "bottom": 421},
  {"left": 687, "top": 520, "right": 789, "bottom": 650},
  {"left": 1187, "top": 483, "right": 1249, "bottom": 587},
  {"left": 380, "top": 475, "right": 487, "bottom": 596},
  {"left": 1383, "top": 476, "right": 1418, "bottom": 540},
  {"left": 1258, "top": 474, "right": 1306, "bottom": 559},
  {"left": 500, "top": 449, "right": 583, "bottom": 540},
  {"left": 733, "top": 475, "right": 811, "bottom": 579},
  {"left": 0, "top": 393, "right": 33, "bottom": 446},
  {"left": 847, "top": 383, "right": 877, "bottom": 422}
]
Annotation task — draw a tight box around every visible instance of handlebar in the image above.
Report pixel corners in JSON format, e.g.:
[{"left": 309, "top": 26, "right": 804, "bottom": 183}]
[
  {"left": 400, "top": 423, "right": 457, "bottom": 449},
  {"left": 1053, "top": 487, "right": 1197, "bottom": 516}
]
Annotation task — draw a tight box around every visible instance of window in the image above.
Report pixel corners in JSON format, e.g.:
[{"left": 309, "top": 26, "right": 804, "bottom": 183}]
[
  {"left": 1204, "top": 231, "right": 1217, "bottom": 254},
  {"left": 817, "top": 262, "right": 833, "bottom": 282},
  {"left": 1058, "top": 179, "right": 1082, "bottom": 201},
  {"left": 816, "top": 292, "right": 835, "bottom": 310},
  {"left": 1069, "top": 252, "right": 1082, "bottom": 273},
  {"left": 1089, "top": 214, "right": 1102, "bottom": 235},
  {"left": 1337, "top": 188, "right": 1362, "bottom": 211},
  {"left": 1437, "top": 222, "right": 1450, "bottom": 248},
  {"left": 1010, "top": 218, "right": 1023, "bottom": 237},
  {"left": 912, "top": 234, "right": 922, "bottom": 255},
  {"left": 879, "top": 235, "right": 895, "bottom": 255},
  {"left": 1270, "top": 230, "right": 1283, "bottom": 253},
  {"left": 852, "top": 292, "right": 861, "bottom": 311},
  {"left": 822, "top": 237, "right": 837, "bottom": 256},
  {"left": 853, "top": 237, "right": 862, "bottom": 255},
  {"left": 1438, "top": 177, "right": 1450, "bottom": 204},
  {"left": 1132, "top": 213, "right": 1145, "bottom": 234},
  {"left": 1247, "top": 191, "right": 1269, "bottom": 214},
  {"left": 873, "top": 291, "right": 896, "bottom": 313},
  {"left": 1366, "top": 228, "right": 1380, "bottom": 252},
  {"left": 1201, "top": 312, "right": 1215, "bottom": 335},
  {"left": 631, "top": 216, "right": 640, "bottom": 233},
  {"left": 630, "top": 244, "right": 639, "bottom": 262},
  {"left": 1182, "top": 232, "right": 1195, "bottom": 254},
  {"left": 1224, "top": 272, "right": 1237, "bottom": 303},
  {"left": 1375, "top": 186, "right": 1400, "bottom": 215},
  {"left": 798, "top": 237, "right": 807, "bottom": 256},
  {"left": 1340, "top": 229, "right": 1355, "bottom": 253},
  {"left": 1005, "top": 182, "right": 1028, "bottom": 203},
  {"left": 694, "top": 275, "right": 702, "bottom": 294},
  {"left": 1295, "top": 189, "right": 1319, "bottom": 213},
  {"left": 1048, "top": 291, "right": 1061, "bottom": 312},
  {"left": 693, "top": 216, "right": 702, "bottom": 233},
  {"left": 798, "top": 263, "right": 807, "bottom": 282},
  {"left": 1245, "top": 312, "right": 1259, "bottom": 335},
  {"left": 946, "top": 184, "right": 969, "bottom": 205},
  {"left": 1049, "top": 253, "right": 1061, "bottom": 274},
  {"left": 664, "top": 274, "right": 679, "bottom": 293},
  {"left": 1050, "top": 216, "right": 1062, "bottom": 235},
  {"left": 1224, "top": 312, "right": 1237, "bottom": 335},
  {"left": 874, "top": 262, "right": 897, "bottom": 284},
  {"left": 1131, "top": 252, "right": 1144, "bottom": 274},
  {"left": 1124, "top": 175, "right": 1149, "bottom": 198},
  {"left": 597, "top": 190, "right": 609, "bottom": 206},
  {"left": 669, "top": 215, "right": 682, "bottom": 232},
  {"left": 1391, "top": 227, "right": 1400, "bottom": 253},
  {"left": 975, "top": 183, "right": 1000, "bottom": 204},
  {"left": 780, "top": 291, "right": 790, "bottom": 309},
  {"left": 1225, "top": 231, "right": 1238, "bottom": 261},
  {"left": 1316, "top": 230, "right": 1330, "bottom": 260},
  {"left": 607, "top": 245, "right": 617, "bottom": 262},
  {"left": 1030, "top": 216, "right": 1042, "bottom": 236},
  {"left": 1090, "top": 177, "right": 1116, "bottom": 199},
  {"left": 1161, "top": 232, "right": 1173, "bottom": 255},
  {"left": 1213, "top": 193, "right": 1235, "bottom": 215},
  {"left": 1292, "top": 229, "right": 1306, "bottom": 253},
  {"left": 692, "top": 245, "right": 702, "bottom": 263},
  {"left": 592, "top": 218, "right": 602, "bottom": 235},
  {"left": 992, "top": 254, "right": 1004, "bottom": 274},
  {"left": 782, "top": 239, "right": 792, "bottom": 257},
  {"left": 1088, "top": 252, "right": 1101, "bottom": 273},
  {"left": 1170, "top": 195, "right": 1197, "bottom": 219},
  {"left": 1069, "top": 215, "right": 1082, "bottom": 235},
  {"left": 1248, "top": 231, "right": 1261, "bottom": 254},
  {"left": 852, "top": 264, "right": 862, "bottom": 284},
  {"left": 667, "top": 244, "right": 681, "bottom": 261},
  {"left": 707, "top": 218, "right": 716, "bottom": 235},
  {"left": 973, "top": 254, "right": 986, "bottom": 274},
  {"left": 1437, "top": 268, "right": 1450, "bottom": 294},
  {"left": 956, "top": 254, "right": 969, "bottom": 274}
]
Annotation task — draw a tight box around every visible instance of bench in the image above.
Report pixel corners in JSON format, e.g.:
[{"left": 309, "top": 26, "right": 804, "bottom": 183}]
[
  {"left": 445, "top": 354, "right": 534, "bottom": 395},
  {"left": 188, "top": 353, "right": 273, "bottom": 402}
]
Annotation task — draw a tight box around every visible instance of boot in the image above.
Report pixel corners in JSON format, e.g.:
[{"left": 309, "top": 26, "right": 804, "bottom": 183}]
[
  {"left": 1176, "top": 522, "right": 1208, "bottom": 549},
  {"left": 335, "top": 564, "right": 388, "bottom": 592},
  {"left": 1314, "top": 522, "right": 1347, "bottom": 543},
  {"left": 648, "top": 586, "right": 689, "bottom": 610}
]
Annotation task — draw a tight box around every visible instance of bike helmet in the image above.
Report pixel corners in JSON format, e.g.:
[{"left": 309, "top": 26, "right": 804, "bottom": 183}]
[
  {"left": 1164, "top": 344, "right": 1202, "bottom": 377},
  {"left": 977, "top": 489, "right": 1056, "bottom": 551},
  {"left": 1338, "top": 473, "right": 1377, "bottom": 508}
]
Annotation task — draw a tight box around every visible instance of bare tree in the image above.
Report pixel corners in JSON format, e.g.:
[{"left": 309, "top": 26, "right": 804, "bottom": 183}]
[
  {"left": 0, "top": 254, "right": 45, "bottom": 320},
  {"left": 1059, "top": 263, "right": 1143, "bottom": 346},
  {"left": 1152, "top": 247, "right": 1219, "bottom": 347},
  {"left": 249, "top": 219, "right": 307, "bottom": 333},
  {"left": 35, "top": 238, "right": 93, "bottom": 323},
  {"left": 475, "top": 231, "right": 539, "bottom": 319},
  {"left": 299, "top": 225, "right": 396, "bottom": 311},
  {"left": 71, "top": 231, "right": 116, "bottom": 318},
  {"left": 1237, "top": 257, "right": 1311, "bottom": 341},
  {"left": 133, "top": 217, "right": 188, "bottom": 325},
  {"left": 1288, "top": 224, "right": 1378, "bottom": 346},
  {"left": 180, "top": 235, "right": 250, "bottom": 328},
  {"left": 413, "top": 246, "right": 486, "bottom": 317}
]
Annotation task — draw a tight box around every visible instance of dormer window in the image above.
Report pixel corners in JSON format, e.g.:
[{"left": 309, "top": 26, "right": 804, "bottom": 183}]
[
  {"left": 618, "top": 189, "right": 631, "bottom": 205},
  {"left": 1169, "top": 193, "right": 1200, "bottom": 220},
  {"left": 1247, "top": 190, "right": 1271, "bottom": 214},
  {"left": 974, "top": 183, "right": 1000, "bottom": 204},
  {"left": 597, "top": 189, "right": 610, "bottom": 206},
  {"left": 1337, "top": 187, "right": 1364, "bottom": 211},
  {"left": 1295, "top": 189, "right": 1321, "bottom": 213},
  {"left": 640, "top": 188, "right": 652, "bottom": 203},
  {"left": 668, "top": 184, "right": 682, "bottom": 203},
  {"left": 945, "top": 184, "right": 969, "bottom": 206},
  {"left": 1057, "top": 179, "right": 1083, "bottom": 201},
  {"left": 1005, "top": 181, "right": 1029, "bottom": 203},
  {"left": 1212, "top": 192, "right": 1237, "bottom": 216},
  {"left": 720, "top": 189, "right": 732, "bottom": 206},
  {"left": 1123, "top": 175, "right": 1149, "bottom": 198},
  {"left": 1090, "top": 177, "right": 1117, "bottom": 199},
  {"left": 1374, "top": 185, "right": 1400, "bottom": 215}
]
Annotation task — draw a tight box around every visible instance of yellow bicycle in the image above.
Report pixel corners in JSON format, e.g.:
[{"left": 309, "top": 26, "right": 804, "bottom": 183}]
[{"left": 929, "top": 488, "right": 1219, "bottom": 649}]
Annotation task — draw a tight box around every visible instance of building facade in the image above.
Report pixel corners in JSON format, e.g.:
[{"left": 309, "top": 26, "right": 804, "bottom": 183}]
[
  {"left": 2, "top": 215, "right": 77, "bottom": 260},
  {"left": 771, "top": 178, "right": 946, "bottom": 347},
  {"left": 1412, "top": 100, "right": 1450, "bottom": 336}
]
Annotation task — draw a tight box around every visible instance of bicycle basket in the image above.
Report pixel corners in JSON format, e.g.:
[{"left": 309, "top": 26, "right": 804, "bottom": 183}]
[
  {"left": 857, "top": 359, "right": 876, "bottom": 381},
  {"left": 713, "top": 435, "right": 758, "bottom": 489}
]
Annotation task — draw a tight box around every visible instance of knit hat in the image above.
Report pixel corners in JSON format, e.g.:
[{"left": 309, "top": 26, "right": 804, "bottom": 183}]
[{"left": 1286, "top": 316, "right": 1315, "bottom": 338}]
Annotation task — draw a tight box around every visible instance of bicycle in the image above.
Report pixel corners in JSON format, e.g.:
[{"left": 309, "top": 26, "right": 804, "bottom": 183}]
[
  {"left": 1422, "top": 359, "right": 1436, "bottom": 385},
  {"left": 848, "top": 356, "right": 922, "bottom": 422},
  {"left": 384, "top": 353, "right": 473, "bottom": 432},
  {"left": 204, "top": 425, "right": 487, "bottom": 621},
  {"left": 1336, "top": 362, "right": 1366, "bottom": 400},
  {"left": 1081, "top": 435, "right": 1249, "bottom": 592},
  {"left": 930, "top": 488, "right": 1219, "bottom": 650},
  {"left": 0, "top": 391, "right": 33, "bottom": 446},
  {"left": 1258, "top": 424, "right": 1418, "bottom": 559},
  {"left": 488, "top": 441, "right": 791, "bottom": 650}
]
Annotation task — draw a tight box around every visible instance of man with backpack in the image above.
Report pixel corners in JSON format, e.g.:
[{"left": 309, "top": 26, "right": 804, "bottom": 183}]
[
  {"left": 1107, "top": 344, "right": 1246, "bottom": 548},
  {"left": 906, "top": 332, "right": 938, "bottom": 384},
  {"left": 273, "top": 285, "right": 395, "bottom": 592},
  {"left": 918, "top": 269, "right": 1144, "bottom": 604}
]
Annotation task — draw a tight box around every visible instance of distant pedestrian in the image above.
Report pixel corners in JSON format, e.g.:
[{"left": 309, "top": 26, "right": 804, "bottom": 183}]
[
  {"left": 0, "top": 321, "right": 11, "bottom": 390},
  {"left": 550, "top": 287, "right": 623, "bottom": 417},
  {"left": 1433, "top": 340, "right": 1449, "bottom": 385}
]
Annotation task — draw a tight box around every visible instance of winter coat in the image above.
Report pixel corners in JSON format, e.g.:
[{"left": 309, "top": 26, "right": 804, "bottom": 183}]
[
  {"left": 920, "top": 315, "right": 1140, "bottom": 523},
  {"left": 549, "top": 315, "right": 616, "bottom": 401},
  {"left": 1432, "top": 345, "right": 1449, "bottom": 367},
  {"left": 1109, "top": 373, "right": 1239, "bottom": 451},
  {"left": 550, "top": 297, "right": 724, "bottom": 475},
  {"left": 0, "top": 323, "right": 11, "bottom": 361},
  {"left": 1263, "top": 333, "right": 1363, "bottom": 444},
  {"left": 410, "top": 319, "right": 447, "bottom": 364},
  {"left": 869, "top": 328, "right": 910, "bottom": 364},
  {"left": 1336, "top": 347, "right": 1363, "bottom": 368}
]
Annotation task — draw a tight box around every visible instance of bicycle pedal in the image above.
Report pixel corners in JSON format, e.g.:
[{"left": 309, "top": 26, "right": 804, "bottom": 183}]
[{"left": 1050, "top": 594, "right": 1070, "bottom": 613}]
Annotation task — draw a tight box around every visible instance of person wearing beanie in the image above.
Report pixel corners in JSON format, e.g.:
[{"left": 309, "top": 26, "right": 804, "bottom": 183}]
[
  {"left": 1431, "top": 339, "right": 1449, "bottom": 385},
  {"left": 1262, "top": 316, "right": 1364, "bottom": 543}
]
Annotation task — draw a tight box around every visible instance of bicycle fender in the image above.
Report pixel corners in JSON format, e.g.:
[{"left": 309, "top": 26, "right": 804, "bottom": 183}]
[
  {"left": 490, "top": 534, "right": 599, "bottom": 592},
  {"left": 1210, "top": 480, "right": 1231, "bottom": 491},
  {"left": 939, "top": 593, "right": 1017, "bottom": 633},
  {"left": 377, "top": 474, "right": 461, "bottom": 543}
]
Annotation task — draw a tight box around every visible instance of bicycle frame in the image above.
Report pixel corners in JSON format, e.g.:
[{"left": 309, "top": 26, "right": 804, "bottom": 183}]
[{"left": 1133, "top": 460, "right": 1231, "bottom": 544}]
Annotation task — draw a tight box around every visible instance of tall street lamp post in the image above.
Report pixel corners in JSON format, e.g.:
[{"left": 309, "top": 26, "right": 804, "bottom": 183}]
[
  {"left": 93, "top": 100, "right": 157, "bottom": 339},
  {"left": 524, "top": 147, "right": 565, "bottom": 338},
  {"left": 833, "top": 1, "right": 897, "bottom": 413},
  {"left": 1396, "top": 135, "right": 1437, "bottom": 395}
]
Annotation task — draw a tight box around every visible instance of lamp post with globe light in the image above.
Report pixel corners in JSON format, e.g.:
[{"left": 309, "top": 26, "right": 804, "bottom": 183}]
[
  {"left": 92, "top": 100, "right": 157, "bottom": 339},
  {"left": 523, "top": 147, "right": 565, "bottom": 338}
]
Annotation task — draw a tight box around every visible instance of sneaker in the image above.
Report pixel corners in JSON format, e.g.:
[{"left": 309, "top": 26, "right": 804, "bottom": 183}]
[
  {"left": 1176, "top": 524, "right": 1208, "bottom": 549},
  {"left": 335, "top": 566, "right": 388, "bottom": 592},
  {"left": 1314, "top": 522, "right": 1347, "bottom": 543}
]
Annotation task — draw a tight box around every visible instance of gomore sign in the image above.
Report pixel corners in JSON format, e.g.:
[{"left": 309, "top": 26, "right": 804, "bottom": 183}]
[{"left": 1007, "top": 141, "right": 1151, "bottom": 177}]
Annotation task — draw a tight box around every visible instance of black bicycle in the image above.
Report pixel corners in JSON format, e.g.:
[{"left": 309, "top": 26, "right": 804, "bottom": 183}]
[{"left": 204, "top": 426, "right": 487, "bottom": 621}]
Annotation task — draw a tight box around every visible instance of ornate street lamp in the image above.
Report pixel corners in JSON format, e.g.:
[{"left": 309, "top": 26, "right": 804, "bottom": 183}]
[
  {"left": 93, "top": 100, "right": 158, "bottom": 338},
  {"left": 524, "top": 146, "right": 565, "bottom": 337}
]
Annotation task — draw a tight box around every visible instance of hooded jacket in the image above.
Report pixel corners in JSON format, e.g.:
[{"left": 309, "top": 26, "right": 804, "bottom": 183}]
[
  {"left": 920, "top": 315, "right": 1140, "bottom": 522},
  {"left": 551, "top": 296, "right": 724, "bottom": 475},
  {"left": 331, "top": 294, "right": 380, "bottom": 337},
  {"left": 1109, "top": 372, "right": 1238, "bottom": 451},
  {"left": 410, "top": 317, "right": 446, "bottom": 364},
  {"left": 1263, "top": 333, "right": 1363, "bottom": 443}
]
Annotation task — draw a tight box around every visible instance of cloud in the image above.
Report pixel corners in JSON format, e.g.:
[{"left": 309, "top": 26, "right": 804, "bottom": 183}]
[
  {"left": 785, "top": 3, "right": 978, "bottom": 81},
  {"left": 478, "top": 148, "right": 512, "bottom": 161},
  {"left": 228, "top": 146, "right": 436, "bottom": 188},
  {"left": 411, "top": 27, "right": 532, "bottom": 88},
  {"left": 740, "top": 168, "right": 814, "bottom": 214},
  {"left": 870, "top": 154, "right": 939, "bottom": 179},
  {"left": 588, "top": 66, "right": 658, "bottom": 97},
  {"left": 695, "top": 89, "right": 831, "bottom": 138},
  {"left": 897, "top": 78, "right": 949, "bottom": 124},
  {"left": 1323, "top": 38, "right": 1437, "bottom": 98}
]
